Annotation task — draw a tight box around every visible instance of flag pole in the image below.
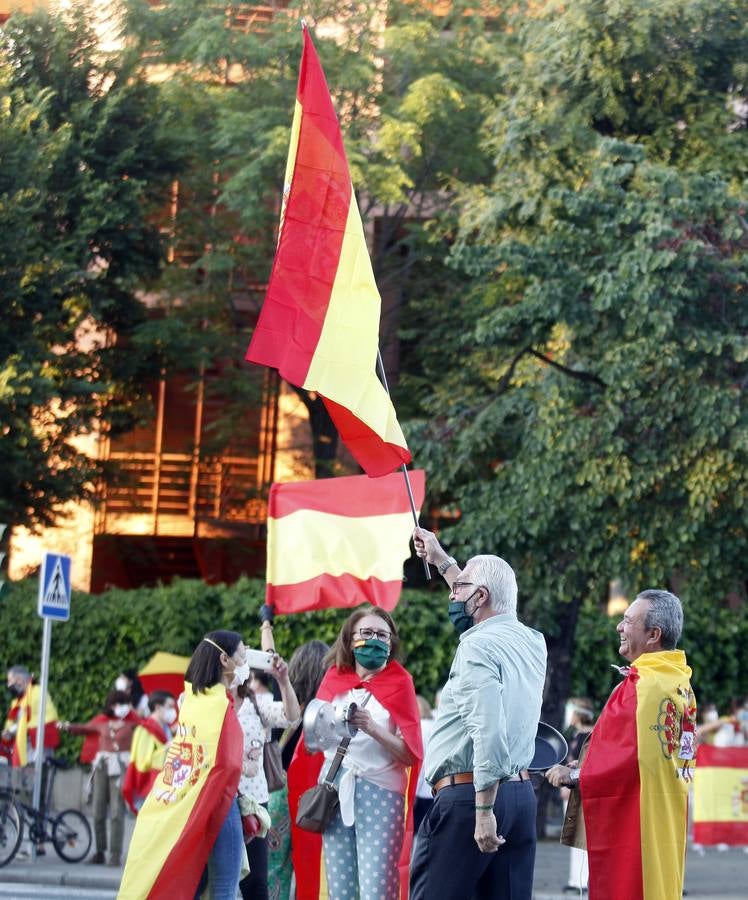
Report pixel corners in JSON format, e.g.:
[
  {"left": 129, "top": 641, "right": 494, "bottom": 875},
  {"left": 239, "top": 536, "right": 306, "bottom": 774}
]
[{"left": 376, "top": 349, "right": 431, "bottom": 580}]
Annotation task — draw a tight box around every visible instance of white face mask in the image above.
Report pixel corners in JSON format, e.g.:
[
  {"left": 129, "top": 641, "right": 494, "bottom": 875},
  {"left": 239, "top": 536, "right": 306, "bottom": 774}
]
[
  {"left": 164, "top": 707, "right": 177, "bottom": 726},
  {"left": 231, "top": 660, "right": 251, "bottom": 688},
  {"left": 113, "top": 704, "right": 130, "bottom": 719},
  {"left": 115, "top": 677, "right": 129, "bottom": 692}
]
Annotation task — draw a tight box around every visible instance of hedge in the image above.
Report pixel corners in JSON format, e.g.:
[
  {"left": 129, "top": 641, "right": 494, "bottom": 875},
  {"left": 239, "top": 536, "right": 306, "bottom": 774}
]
[{"left": 1, "top": 577, "right": 744, "bottom": 761}]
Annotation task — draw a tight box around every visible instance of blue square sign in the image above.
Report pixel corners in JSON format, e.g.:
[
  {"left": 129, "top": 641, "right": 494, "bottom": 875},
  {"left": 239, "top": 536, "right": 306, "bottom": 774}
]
[{"left": 38, "top": 553, "right": 72, "bottom": 621}]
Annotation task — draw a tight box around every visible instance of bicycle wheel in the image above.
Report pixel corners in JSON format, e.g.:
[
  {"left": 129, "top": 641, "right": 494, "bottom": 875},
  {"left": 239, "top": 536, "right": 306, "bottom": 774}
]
[
  {"left": 0, "top": 794, "right": 23, "bottom": 867},
  {"left": 52, "top": 808, "right": 91, "bottom": 862}
]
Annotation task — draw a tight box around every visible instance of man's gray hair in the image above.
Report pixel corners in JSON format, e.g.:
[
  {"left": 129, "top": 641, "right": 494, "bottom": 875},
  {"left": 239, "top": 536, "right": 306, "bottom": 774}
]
[
  {"left": 469, "top": 555, "right": 518, "bottom": 615},
  {"left": 638, "top": 589, "right": 683, "bottom": 650},
  {"left": 7, "top": 665, "right": 30, "bottom": 681}
]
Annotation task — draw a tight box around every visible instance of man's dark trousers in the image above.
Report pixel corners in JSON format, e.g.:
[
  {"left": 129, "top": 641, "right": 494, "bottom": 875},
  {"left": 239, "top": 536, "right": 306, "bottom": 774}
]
[{"left": 410, "top": 780, "right": 537, "bottom": 900}]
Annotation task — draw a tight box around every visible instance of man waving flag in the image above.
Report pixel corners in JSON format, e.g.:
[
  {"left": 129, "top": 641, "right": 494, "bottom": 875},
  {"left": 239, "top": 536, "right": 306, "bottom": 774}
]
[{"left": 245, "top": 26, "right": 411, "bottom": 477}]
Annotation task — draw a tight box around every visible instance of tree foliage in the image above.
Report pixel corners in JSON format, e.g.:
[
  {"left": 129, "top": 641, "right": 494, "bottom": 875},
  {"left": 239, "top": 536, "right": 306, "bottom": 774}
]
[
  {"left": 402, "top": 0, "right": 748, "bottom": 723},
  {"left": 0, "top": 7, "right": 182, "bottom": 529}
]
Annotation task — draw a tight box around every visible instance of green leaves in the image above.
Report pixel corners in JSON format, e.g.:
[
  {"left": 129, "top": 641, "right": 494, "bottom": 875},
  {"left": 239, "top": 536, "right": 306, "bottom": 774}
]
[
  {"left": 0, "top": 7, "right": 182, "bottom": 529},
  {"left": 401, "top": 0, "right": 748, "bottom": 722}
]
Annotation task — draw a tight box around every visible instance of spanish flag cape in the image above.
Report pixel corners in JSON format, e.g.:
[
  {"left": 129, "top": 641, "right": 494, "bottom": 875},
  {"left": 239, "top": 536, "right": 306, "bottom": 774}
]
[
  {"left": 118, "top": 682, "right": 243, "bottom": 900},
  {"left": 580, "top": 650, "right": 696, "bottom": 900},
  {"left": 6, "top": 684, "right": 60, "bottom": 766},
  {"left": 122, "top": 717, "right": 171, "bottom": 815},
  {"left": 288, "top": 660, "right": 422, "bottom": 900}
]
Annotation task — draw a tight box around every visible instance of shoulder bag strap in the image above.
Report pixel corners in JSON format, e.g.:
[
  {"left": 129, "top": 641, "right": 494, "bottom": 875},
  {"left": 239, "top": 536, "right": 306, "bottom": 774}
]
[{"left": 319, "top": 691, "right": 371, "bottom": 785}]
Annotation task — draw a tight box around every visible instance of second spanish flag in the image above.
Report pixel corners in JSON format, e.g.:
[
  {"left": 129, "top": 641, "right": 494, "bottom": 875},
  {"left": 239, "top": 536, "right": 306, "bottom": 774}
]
[{"left": 266, "top": 470, "right": 425, "bottom": 614}]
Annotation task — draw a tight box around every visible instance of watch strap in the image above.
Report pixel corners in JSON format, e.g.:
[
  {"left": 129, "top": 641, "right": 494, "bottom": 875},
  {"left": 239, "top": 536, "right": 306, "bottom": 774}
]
[{"left": 438, "top": 556, "right": 457, "bottom": 576}]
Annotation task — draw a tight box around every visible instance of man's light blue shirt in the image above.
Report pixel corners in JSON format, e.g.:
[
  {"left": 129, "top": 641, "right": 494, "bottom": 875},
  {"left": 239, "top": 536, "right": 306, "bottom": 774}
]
[{"left": 425, "top": 613, "right": 547, "bottom": 791}]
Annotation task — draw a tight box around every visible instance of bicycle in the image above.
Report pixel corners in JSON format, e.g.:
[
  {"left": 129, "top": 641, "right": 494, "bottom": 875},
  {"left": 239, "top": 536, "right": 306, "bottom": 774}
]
[{"left": 0, "top": 756, "right": 92, "bottom": 865}]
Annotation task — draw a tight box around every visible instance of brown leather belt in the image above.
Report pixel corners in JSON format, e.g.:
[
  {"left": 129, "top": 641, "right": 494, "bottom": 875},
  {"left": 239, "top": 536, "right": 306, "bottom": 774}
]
[{"left": 431, "top": 770, "right": 530, "bottom": 797}]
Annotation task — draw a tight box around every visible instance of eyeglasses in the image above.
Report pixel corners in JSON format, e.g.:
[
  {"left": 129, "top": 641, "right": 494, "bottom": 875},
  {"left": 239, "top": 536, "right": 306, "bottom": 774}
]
[
  {"left": 354, "top": 627, "right": 392, "bottom": 644},
  {"left": 451, "top": 581, "right": 476, "bottom": 593}
]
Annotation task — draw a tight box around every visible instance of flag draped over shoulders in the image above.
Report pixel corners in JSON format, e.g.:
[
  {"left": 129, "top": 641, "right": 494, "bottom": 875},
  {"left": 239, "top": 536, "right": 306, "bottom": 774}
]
[
  {"left": 245, "top": 27, "right": 410, "bottom": 478},
  {"left": 289, "top": 661, "right": 422, "bottom": 900},
  {"left": 118, "top": 682, "right": 243, "bottom": 900},
  {"left": 580, "top": 651, "right": 696, "bottom": 900},
  {"left": 122, "top": 718, "right": 171, "bottom": 815},
  {"left": 10, "top": 684, "right": 59, "bottom": 766},
  {"left": 266, "top": 470, "right": 425, "bottom": 614}
]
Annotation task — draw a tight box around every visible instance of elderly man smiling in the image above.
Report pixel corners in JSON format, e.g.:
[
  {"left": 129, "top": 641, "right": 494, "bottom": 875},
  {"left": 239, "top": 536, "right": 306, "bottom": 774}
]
[{"left": 546, "top": 590, "right": 697, "bottom": 900}]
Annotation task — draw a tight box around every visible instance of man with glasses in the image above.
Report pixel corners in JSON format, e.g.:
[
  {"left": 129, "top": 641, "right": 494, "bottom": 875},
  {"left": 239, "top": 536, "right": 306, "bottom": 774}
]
[{"left": 409, "top": 528, "right": 547, "bottom": 900}]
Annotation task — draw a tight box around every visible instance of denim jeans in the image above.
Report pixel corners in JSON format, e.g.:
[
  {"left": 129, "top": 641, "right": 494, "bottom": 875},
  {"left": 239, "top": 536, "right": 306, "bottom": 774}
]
[{"left": 206, "top": 799, "right": 243, "bottom": 900}]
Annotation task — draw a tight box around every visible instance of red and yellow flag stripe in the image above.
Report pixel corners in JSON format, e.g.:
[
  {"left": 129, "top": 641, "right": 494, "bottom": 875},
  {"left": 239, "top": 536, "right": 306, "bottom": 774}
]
[
  {"left": 693, "top": 745, "right": 748, "bottom": 845},
  {"left": 12, "top": 685, "right": 59, "bottom": 766},
  {"left": 246, "top": 27, "right": 411, "bottom": 477},
  {"left": 266, "top": 470, "right": 425, "bottom": 614}
]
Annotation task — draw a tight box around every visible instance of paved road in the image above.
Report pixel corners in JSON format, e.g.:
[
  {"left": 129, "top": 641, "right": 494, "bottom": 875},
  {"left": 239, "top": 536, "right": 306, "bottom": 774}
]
[
  {"left": 0, "top": 885, "right": 115, "bottom": 899},
  {"left": 1, "top": 820, "right": 746, "bottom": 898}
]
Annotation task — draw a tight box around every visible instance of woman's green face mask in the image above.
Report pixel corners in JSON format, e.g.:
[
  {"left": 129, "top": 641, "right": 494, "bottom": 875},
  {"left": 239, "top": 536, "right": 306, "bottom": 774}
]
[{"left": 353, "top": 639, "right": 389, "bottom": 670}]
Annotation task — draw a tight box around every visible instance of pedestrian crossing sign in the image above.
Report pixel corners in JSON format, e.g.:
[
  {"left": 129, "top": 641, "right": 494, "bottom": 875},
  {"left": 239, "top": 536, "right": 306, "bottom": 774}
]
[{"left": 38, "top": 552, "right": 72, "bottom": 621}]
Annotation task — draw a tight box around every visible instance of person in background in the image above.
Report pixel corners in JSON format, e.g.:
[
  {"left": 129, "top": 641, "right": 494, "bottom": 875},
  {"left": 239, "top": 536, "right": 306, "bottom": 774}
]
[
  {"left": 413, "top": 695, "right": 435, "bottom": 834},
  {"left": 121, "top": 690, "right": 176, "bottom": 814},
  {"left": 119, "top": 630, "right": 247, "bottom": 900},
  {"left": 236, "top": 645, "right": 301, "bottom": 900},
  {"left": 2, "top": 665, "right": 60, "bottom": 765},
  {"left": 271, "top": 638, "right": 329, "bottom": 900},
  {"left": 60, "top": 689, "right": 139, "bottom": 865},
  {"left": 696, "top": 701, "right": 744, "bottom": 748},
  {"left": 115, "top": 669, "right": 150, "bottom": 718},
  {"left": 560, "top": 698, "right": 595, "bottom": 895}
]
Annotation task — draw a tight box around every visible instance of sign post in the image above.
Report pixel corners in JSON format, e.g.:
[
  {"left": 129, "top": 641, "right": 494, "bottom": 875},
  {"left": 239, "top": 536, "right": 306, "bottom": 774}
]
[{"left": 32, "top": 552, "right": 71, "bottom": 857}]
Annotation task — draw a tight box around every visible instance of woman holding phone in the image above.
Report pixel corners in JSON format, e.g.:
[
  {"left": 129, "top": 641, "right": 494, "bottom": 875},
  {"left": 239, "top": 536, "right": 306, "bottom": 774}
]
[{"left": 236, "top": 644, "right": 301, "bottom": 900}]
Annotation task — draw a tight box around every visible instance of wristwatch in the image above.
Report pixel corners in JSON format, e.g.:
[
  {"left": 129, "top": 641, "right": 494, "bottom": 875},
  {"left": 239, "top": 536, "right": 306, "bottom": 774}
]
[
  {"left": 438, "top": 556, "right": 457, "bottom": 576},
  {"left": 568, "top": 768, "right": 580, "bottom": 787}
]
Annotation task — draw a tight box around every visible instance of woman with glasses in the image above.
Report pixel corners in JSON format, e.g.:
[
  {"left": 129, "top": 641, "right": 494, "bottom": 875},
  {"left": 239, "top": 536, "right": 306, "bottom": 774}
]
[{"left": 305, "top": 606, "right": 423, "bottom": 900}]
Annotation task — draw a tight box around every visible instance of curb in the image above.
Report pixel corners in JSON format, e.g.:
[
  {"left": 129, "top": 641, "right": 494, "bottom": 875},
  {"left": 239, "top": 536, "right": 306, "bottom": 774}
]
[{"left": 0, "top": 864, "right": 120, "bottom": 890}]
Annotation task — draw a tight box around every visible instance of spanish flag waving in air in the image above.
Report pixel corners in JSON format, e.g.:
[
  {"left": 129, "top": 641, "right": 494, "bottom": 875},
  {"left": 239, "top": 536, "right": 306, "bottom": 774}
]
[
  {"left": 266, "top": 470, "right": 425, "bottom": 614},
  {"left": 118, "top": 682, "right": 243, "bottom": 899},
  {"left": 580, "top": 651, "right": 696, "bottom": 900},
  {"left": 245, "top": 26, "right": 411, "bottom": 478}
]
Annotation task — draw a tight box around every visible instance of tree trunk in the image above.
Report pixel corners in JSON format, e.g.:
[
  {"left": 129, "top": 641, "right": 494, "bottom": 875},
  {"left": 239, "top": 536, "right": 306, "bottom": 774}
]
[
  {"left": 294, "top": 389, "right": 340, "bottom": 479},
  {"left": 535, "top": 592, "right": 582, "bottom": 839}
]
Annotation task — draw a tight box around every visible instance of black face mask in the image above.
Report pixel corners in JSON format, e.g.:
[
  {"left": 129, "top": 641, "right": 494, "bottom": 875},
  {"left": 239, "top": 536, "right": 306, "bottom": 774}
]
[{"left": 8, "top": 684, "right": 23, "bottom": 698}]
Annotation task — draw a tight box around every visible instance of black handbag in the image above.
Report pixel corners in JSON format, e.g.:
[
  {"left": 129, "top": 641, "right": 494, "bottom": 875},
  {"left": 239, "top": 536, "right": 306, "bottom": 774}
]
[{"left": 295, "top": 737, "right": 350, "bottom": 833}]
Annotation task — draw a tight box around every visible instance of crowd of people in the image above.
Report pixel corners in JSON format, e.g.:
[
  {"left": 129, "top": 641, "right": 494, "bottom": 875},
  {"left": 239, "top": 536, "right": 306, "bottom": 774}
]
[{"left": 3, "top": 525, "right": 738, "bottom": 899}]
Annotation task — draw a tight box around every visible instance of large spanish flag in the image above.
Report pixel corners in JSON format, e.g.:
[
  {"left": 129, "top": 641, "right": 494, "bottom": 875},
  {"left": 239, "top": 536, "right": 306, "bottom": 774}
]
[
  {"left": 580, "top": 651, "right": 696, "bottom": 900},
  {"left": 693, "top": 745, "right": 748, "bottom": 845},
  {"left": 118, "top": 682, "right": 243, "bottom": 900},
  {"left": 288, "top": 660, "right": 422, "bottom": 900},
  {"left": 266, "top": 469, "right": 425, "bottom": 614},
  {"left": 245, "top": 27, "right": 411, "bottom": 478}
]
